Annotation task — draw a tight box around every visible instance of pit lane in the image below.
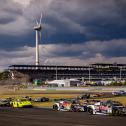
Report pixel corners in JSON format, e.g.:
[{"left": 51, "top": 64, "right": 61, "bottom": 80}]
[{"left": 0, "top": 107, "right": 126, "bottom": 126}]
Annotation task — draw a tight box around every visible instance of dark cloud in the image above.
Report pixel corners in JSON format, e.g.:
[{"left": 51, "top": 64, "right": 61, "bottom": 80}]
[
  {"left": 0, "top": 0, "right": 126, "bottom": 70},
  {"left": 41, "top": 0, "right": 126, "bottom": 42},
  {"left": 0, "top": 0, "right": 22, "bottom": 25},
  {"left": 44, "top": 39, "right": 126, "bottom": 60},
  {"left": 0, "top": 17, "right": 15, "bottom": 25},
  {"left": 0, "top": 32, "right": 35, "bottom": 50},
  {"left": 115, "top": 0, "right": 126, "bottom": 20}
]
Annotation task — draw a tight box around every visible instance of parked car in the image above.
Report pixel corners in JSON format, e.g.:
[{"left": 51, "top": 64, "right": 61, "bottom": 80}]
[{"left": 87, "top": 100, "right": 126, "bottom": 116}]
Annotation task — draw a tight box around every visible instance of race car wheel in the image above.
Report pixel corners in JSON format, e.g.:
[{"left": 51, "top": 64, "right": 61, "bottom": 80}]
[
  {"left": 70, "top": 105, "right": 76, "bottom": 112},
  {"left": 112, "top": 109, "right": 120, "bottom": 116},
  {"left": 88, "top": 108, "right": 93, "bottom": 115},
  {"left": 11, "top": 103, "right": 14, "bottom": 108},
  {"left": 17, "top": 103, "right": 19, "bottom": 108},
  {"left": 53, "top": 105, "right": 58, "bottom": 111}
]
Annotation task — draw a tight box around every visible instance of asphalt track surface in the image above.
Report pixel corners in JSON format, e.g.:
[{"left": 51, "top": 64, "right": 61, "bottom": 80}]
[{"left": 0, "top": 107, "right": 126, "bottom": 126}]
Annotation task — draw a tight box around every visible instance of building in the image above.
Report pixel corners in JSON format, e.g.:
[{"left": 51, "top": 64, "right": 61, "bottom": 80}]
[
  {"left": 47, "top": 79, "right": 81, "bottom": 87},
  {"left": 48, "top": 80, "right": 68, "bottom": 87},
  {"left": 8, "top": 63, "right": 126, "bottom": 83}
]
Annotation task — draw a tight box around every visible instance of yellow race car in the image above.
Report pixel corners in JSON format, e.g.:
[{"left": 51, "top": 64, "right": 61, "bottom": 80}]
[{"left": 10, "top": 98, "right": 32, "bottom": 108}]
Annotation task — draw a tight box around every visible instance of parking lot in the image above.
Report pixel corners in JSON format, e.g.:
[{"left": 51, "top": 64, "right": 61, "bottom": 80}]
[{"left": 0, "top": 107, "right": 126, "bottom": 126}]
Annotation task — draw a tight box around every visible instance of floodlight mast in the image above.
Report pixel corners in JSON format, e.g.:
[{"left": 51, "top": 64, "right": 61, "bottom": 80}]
[{"left": 34, "top": 14, "right": 42, "bottom": 66}]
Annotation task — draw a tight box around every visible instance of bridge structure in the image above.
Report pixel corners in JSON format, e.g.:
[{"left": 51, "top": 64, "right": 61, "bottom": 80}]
[{"left": 8, "top": 63, "right": 126, "bottom": 82}]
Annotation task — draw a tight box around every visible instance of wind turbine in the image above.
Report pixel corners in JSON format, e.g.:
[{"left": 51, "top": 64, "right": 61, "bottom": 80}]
[{"left": 34, "top": 13, "right": 42, "bottom": 66}]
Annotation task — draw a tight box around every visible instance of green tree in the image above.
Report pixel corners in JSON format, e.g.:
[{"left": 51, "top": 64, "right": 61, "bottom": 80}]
[{"left": 0, "top": 70, "right": 9, "bottom": 80}]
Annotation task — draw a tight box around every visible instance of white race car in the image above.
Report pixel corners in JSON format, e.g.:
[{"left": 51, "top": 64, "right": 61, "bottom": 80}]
[
  {"left": 112, "top": 90, "right": 126, "bottom": 96},
  {"left": 53, "top": 100, "right": 86, "bottom": 112},
  {"left": 87, "top": 100, "right": 126, "bottom": 116}
]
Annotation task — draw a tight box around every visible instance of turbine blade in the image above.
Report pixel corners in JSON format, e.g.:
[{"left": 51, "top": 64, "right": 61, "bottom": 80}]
[
  {"left": 40, "top": 12, "right": 43, "bottom": 24},
  {"left": 36, "top": 19, "right": 39, "bottom": 25}
]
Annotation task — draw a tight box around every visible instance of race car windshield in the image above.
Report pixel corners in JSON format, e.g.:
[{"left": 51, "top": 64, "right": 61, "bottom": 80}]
[
  {"left": 20, "top": 99, "right": 27, "bottom": 101},
  {"left": 113, "top": 103, "right": 122, "bottom": 106}
]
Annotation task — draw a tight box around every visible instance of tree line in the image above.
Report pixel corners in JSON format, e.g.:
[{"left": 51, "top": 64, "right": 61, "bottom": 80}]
[{"left": 0, "top": 71, "right": 9, "bottom": 80}]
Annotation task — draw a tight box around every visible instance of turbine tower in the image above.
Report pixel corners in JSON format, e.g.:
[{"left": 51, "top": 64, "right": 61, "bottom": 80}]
[{"left": 34, "top": 14, "right": 42, "bottom": 66}]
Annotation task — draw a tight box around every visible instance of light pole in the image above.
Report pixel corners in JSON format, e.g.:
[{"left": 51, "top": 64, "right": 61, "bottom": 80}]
[
  {"left": 120, "top": 67, "right": 122, "bottom": 80},
  {"left": 89, "top": 67, "right": 91, "bottom": 82},
  {"left": 56, "top": 66, "right": 58, "bottom": 80}
]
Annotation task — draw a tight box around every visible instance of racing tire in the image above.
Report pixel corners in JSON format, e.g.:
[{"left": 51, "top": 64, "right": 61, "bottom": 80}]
[
  {"left": 70, "top": 105, "right": 76, "bottom": 112},
  {"left": 88, "top": 108, "right": 94, "bottom": 115},
  {"left": 11, "top": 103, "right": 15, "bottom": 108},
  {"left": 112, "top": 109, "right": 120, "bottom": 116},
  {"left": 53, "top": 105, "right": 58, "bottom": 111},
  {"left": 17, "top": 103, "right": 19, "bottom": 108}
]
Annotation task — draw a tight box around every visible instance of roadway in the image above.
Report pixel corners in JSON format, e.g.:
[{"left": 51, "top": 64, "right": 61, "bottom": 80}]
[{"left": 0, "top": 107, "right": 125, "bottom": 126}]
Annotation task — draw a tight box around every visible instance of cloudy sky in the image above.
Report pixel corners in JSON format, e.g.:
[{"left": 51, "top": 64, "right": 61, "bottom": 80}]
[{"left": 0, "top": 0, "right": 126, "bottom": 71}]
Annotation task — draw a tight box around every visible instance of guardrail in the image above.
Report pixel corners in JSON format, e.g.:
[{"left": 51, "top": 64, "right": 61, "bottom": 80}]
[{"left": 27, "top": 86, "right": 126, "bottom": 91}]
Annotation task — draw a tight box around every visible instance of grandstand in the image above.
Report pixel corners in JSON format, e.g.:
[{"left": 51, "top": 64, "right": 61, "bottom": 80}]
[{"left": 8, "top": 63, "right": 126, "bottom": 82}]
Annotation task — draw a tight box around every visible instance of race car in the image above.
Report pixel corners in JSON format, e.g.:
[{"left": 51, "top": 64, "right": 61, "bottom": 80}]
[
  {"left": 0, "top": 97, "right": 13, "bottom": 107},
  {"left": 33, "top": 97, "right": 49, "bottom": 102},
  {"left": 87, "top": 100, "right": 126, "bottom": 116},
  {"left": 22, "top": 96, "right": 32, "bottom": 101},
  {"left": 91, "top": 93, "right": 103, "bottom": 98},
  {"left": 53, "top": 100, "right": 87, "bottom": 112},
  {"left": 112, "top": 90, "right": 126, "bottom": 96},
  {"left": 77, "top": 93, "right": 90, "bottom": 100},
  {"left": 0, "top": 99, "right": 10, "bottom": 107},
  {"left": 10, "top": 98, "right": 32, "bottom": 108}
]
